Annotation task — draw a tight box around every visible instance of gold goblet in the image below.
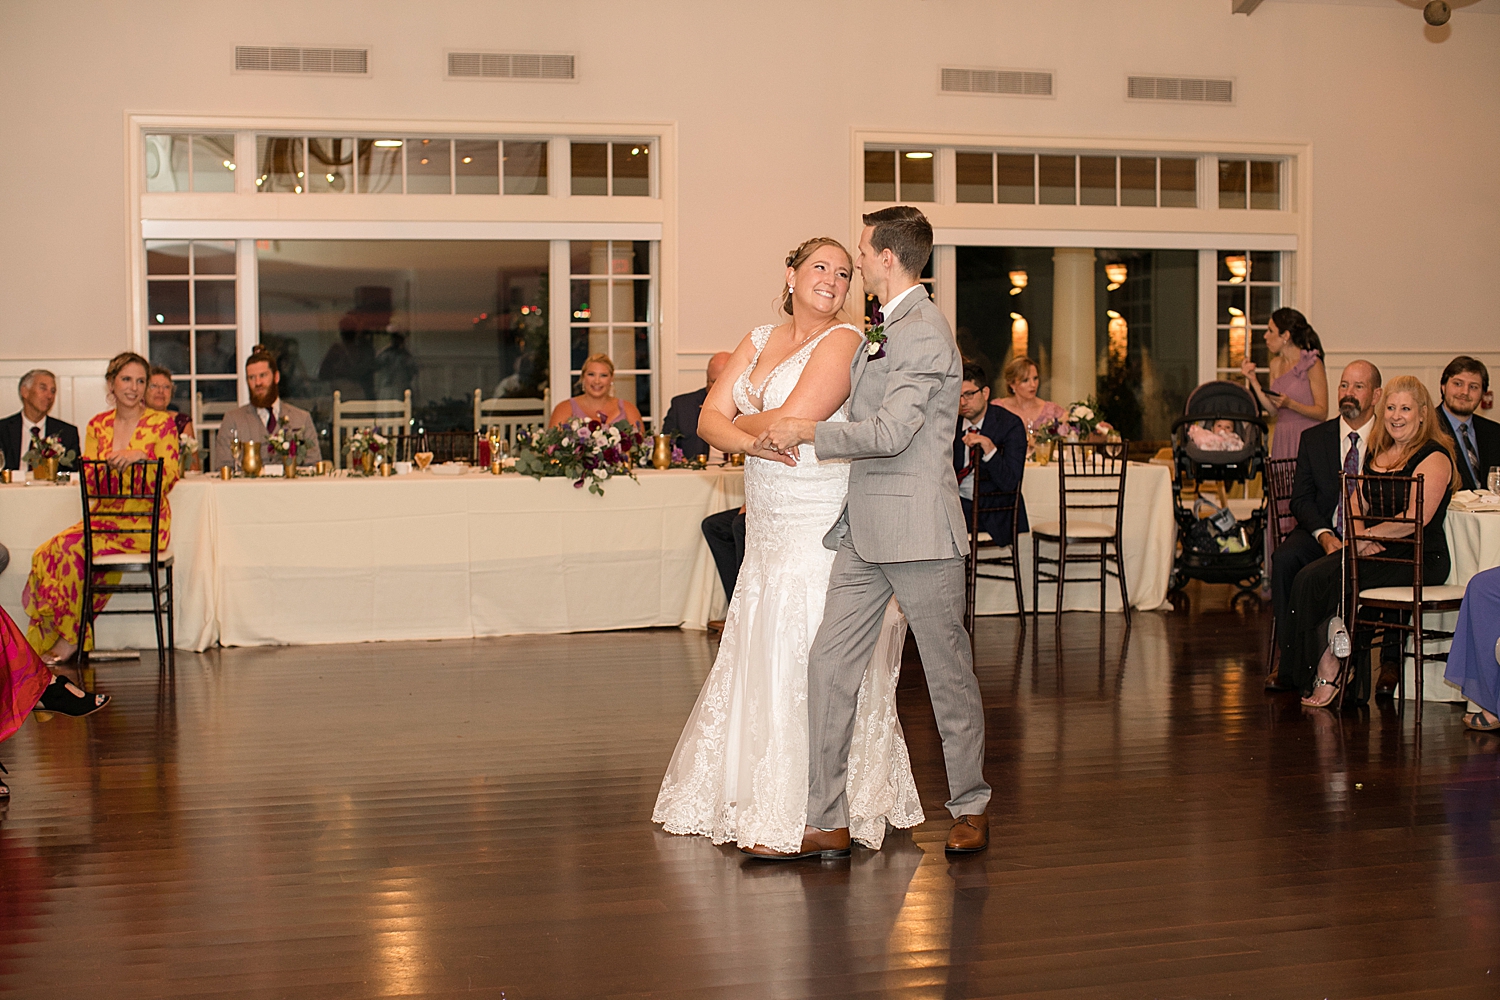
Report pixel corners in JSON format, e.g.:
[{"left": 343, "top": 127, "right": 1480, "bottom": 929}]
[{"left": 414, "top": 451, "right": 434, "bottom": 472}]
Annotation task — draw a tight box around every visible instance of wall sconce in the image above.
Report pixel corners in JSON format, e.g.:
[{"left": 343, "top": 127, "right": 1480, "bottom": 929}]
[
  {"left": 1008, "top": 270, "right": 1028, "bottom": 296},
  {"left": 1010, "top": 312, "right": 1029, "bottom": 356},
  {"left": 1225, "top": 255, "right": 1249, "bottom": 284},
  {"left": 1107, "top": 310, "right": 1128, "bottom": 367},
  {"left": 1104, "top": 263, "right": 1127, "bottom": 292}
]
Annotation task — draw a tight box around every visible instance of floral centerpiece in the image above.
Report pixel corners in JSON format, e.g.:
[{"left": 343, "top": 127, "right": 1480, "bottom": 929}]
[
  {"left": 345, "top": 428, "right": 390, "bottom": 473},
  {"left": 22, "top": 432, "right": 77, "bottom": 477},
  {"left": 265, "top": 425, "right": 307, "bottom": 463},
  {"left": 1033, "top": 399, "right": 1114, "bottom": 444},
  {"left": 513, "top": 417, "right": 648, "bottom": 495},
  {"left": 178, "top": 431, "right": 201, "bottom": 469}
]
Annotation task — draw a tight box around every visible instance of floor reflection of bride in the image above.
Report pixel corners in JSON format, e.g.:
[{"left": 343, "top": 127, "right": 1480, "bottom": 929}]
[{"left": 652, "top": 237, "right": 924, "bottom": 855}]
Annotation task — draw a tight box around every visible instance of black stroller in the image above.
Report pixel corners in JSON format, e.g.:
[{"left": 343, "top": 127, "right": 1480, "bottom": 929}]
[{"left": 1168, "top": 381, "right": 1269, "bottom": 596}]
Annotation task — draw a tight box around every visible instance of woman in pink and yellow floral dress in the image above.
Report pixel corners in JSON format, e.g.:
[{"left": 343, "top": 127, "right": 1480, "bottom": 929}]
[{"left": 22, "top": 352, "right": 180, "bottom": 665}]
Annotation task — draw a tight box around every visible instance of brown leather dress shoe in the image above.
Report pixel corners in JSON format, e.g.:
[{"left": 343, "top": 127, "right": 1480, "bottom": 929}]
[
  {"left": 741, "top": 827, "right": 851, "bottom": 861},
  {"left": 1375, "top": 665, "right": 1399, "bottom": 697},
  {"left": 946, "top": 814, "right": 989, "bottom": 854}
]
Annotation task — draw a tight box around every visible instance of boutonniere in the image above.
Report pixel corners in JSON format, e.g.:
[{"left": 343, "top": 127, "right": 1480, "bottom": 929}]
[{"left": 864, "top": 324, "right": 887, "bottom": 361}]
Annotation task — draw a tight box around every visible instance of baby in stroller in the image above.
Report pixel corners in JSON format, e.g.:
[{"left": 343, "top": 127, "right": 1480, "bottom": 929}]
[{"left": 1186, "top": 418, "right": 1246, "bottom": 453}]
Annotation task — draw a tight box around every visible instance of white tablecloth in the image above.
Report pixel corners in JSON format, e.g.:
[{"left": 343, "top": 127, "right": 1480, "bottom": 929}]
[
  {"left": 0, "top": 469, "right": 745, "bottom": 650},
  {"left": 1405, "top": 508, "right": 1500, "bottom": 702},
  {"left": 972, "top": 461, "right": 1178, "bottom": 614}
]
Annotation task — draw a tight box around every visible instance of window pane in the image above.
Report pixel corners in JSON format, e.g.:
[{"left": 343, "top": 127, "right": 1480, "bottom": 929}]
[
  {"left": 996, "top": 154, "right": 1034, "bottom": 204},
  {"left": 455, "top": 140, "right": 499, "bottom": 195},
  {"left": 358, "top": 139, "right": 403, "bottom": 194},
  {"left": 1248, "top": 328, "right": 1270, "bottom": 368},
  {"left": 405, "top": 138, "right": 451, "bottom": 194},
  {"left": 1218, "top": 159, "right": 1247, "bottom": 209},
  {"left": 148, "top": 280, "right": 189, "bottom": 325},
  {"left": 1217, "top": 285, "right": 1246, "bottom": 326},
  {"left": 194, "top": 280, "right": 236, "bottom": 325},
  {"left": 1250, "top": 160, "right": 1279, "bottom": 210},
  {"left": 612, "top": 142, "right": 650, "bottom": 197},
  {"left": 955, "top": 152, "right": 993, "bottom": 203},
  {"left": 145, "top": 134, "right": 191, "bottom": 192},
  {"left": 146, "top": 241, "right": 190, "bottom": 275},
  {"left": 1160, "top": 158, "right": 1197, "bottom": 208},
  {"left": 634, "top": 327, "right": 651, "bottom": 370},
  {"left": 571, "top": 142, "right": 607, "bottom": 196},
  {"left": 897, "top": 150, "right": 934, "bottom": 202},
  {"left": 1249, "top": 284, "right": 1280, "bottom": 326},
  {"left": 195, "top": 330, "right": 237, "bottom": 374},
  {"left": 1249, "top": 251, "right": 1280, "bottom": 282},
  {"left": 1218, "top": 251, "right": 1250, "bottom": 283},
  {"left": 503, "top": 141, "right": 548, "bottom": 195},
  {"left": 630, "top": 281, "right": 651, "bottom": 323},
  {"left": 308, "top": 137, "right": 355, "bottom": 193},
  {"left": 149, "top": 331, "right": 190, "bottom": 373},
  {"left": 570, "top": 240, "right": 603, "bottom": 276},
  {"left": 570, "top": 329, "right": 590, "bottom": 370},
  {"left": 864, "top": 150, "right": 896, "bottom": 202},
  {"left": 1079, "top": 156, "right": 1116, "bottom": 206},
  {"left": 1038, "top": 155, "right": 1075, "bottom": 205},
  {"left": 192, "top": 134, "right": 237, "bottom": 192},
  {"left": 197, "top": 378, "right": 238, "bottom": 403},
  {"left": 1120, "top": 157, "right": 1156, "bottom": 207},
  {"left": 256, "top": 136, "right": 305, "bottom": 193},
  {"left": 571, "top": 280, "right": 595, "bottom": 321},
  {"left": 631, "top": 241, "right": 652, "bottom": 276},
  {"left": 193, "top": 241, "right": 236, "bottom": 275}
]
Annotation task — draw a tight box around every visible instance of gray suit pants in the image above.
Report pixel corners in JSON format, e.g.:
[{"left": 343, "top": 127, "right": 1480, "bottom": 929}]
[{"left": 806, "top": 534, "right": 991, "bottom": 827}]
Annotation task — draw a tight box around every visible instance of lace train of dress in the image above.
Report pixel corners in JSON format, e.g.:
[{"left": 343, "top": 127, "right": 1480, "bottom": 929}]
[{"left": 652, "top": 324, "right": 925, "bottom": 852}]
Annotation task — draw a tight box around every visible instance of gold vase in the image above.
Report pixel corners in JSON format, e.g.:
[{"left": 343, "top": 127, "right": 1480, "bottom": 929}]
[
  {"left": 284, "top": 458, "right": 297, "bottom": 478},
  {"left": 651, "top": 434, "right": 673, "bottom": 470},
  {"left": 241, "top": 444, "right": 262, "bottom": 478},
  {"left": 1034, "top": 440, "right": 1053, "bottom": 466},
  {"left": 361, "top": 452, "right": 375, "bottom": 476},
  {"left": 34, "top": 458, "right": 59, "bottom": 482}
]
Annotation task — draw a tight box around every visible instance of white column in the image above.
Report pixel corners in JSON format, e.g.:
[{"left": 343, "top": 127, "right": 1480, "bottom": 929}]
[
  {"left": 1050, "top": 247, "right": 1096, "bottom": 405},
  {"left": 236, "top": 238, "right": 259, "bottom": 405},
  {"left": 548, "top": 240, "right": 571, "bottom": 411},
  {"left": 1197, "top": 249, "right": 1218, "bottom": 386},
  {"left": 931, "top": 245, "right": 957, "bottom": 335}
]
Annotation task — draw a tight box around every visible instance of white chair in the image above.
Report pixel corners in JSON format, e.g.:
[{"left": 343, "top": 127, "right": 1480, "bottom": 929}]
[
  {"left": 193, "top": 391, "right": 239, "bottom": 474},
  {"left": 474, "top": 389, "right": 550, "bottom": 446},
  {"left": 333, "top": 389, "right": 411, "bottom": 469}
]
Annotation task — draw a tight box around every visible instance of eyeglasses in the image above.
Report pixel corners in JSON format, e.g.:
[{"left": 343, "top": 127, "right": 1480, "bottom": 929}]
[{"left": 959, "top": 388, "right": 985, "bottom": 401}]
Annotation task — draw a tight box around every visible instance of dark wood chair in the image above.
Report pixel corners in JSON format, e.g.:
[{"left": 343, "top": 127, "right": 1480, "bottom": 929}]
[
  {"left": 1263, "top": 456, "right": 1299, "bottom": 678},
  {"left": 1337, "top": 471, "right": 1464, "bottom": 724},
  {"left": 964, "top": 444, "right": 1025, "bottom": 635},
  {"left": 77, "top": 458, "right": 174, "bottom": 668},
  {"left": 1032, "top": 441, "right": 1130, "bottom": 624}
]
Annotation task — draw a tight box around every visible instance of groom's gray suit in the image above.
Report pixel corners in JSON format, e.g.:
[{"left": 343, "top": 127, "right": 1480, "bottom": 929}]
[{"left": 806, "top": 285, "right": 990, "bottom": 828}]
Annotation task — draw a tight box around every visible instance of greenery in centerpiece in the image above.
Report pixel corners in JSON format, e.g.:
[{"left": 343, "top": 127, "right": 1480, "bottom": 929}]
[
  {"left": 265, "top": 424, "right": 308, "bottom": 463},
  {"left": 344, "top": 428, "right": 390, "bottom": 473},
  {"left": 1033, "top": 398, "right": 1114, "bottom": 444},
  {"left": 22, "top": 432, "right": 77, "bottom": 470},
  {"left": 513, "top": 417, "right": 648, "bottom": 496}
]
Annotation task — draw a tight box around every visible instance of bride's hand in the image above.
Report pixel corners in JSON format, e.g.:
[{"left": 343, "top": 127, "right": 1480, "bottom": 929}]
[{"left": 749, "top": 434, "right": 796, "bottom": 467}]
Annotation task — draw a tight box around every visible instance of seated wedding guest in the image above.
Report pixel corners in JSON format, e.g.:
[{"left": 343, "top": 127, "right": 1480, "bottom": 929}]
[
  {"left": 1240, "top": 307, "right": 1328, "bottom": 463},
  {"left": 23, "top": 352, "right": 181, "bottom": 665},
  {"left": 1444, "top": 566, "right": 1500, "bottom": 733},
  {"left": 548, "top": 353, "right": 644, "bottom": 431},
  {"left": 995, "top": 356, "right": 1064, "bottom": 447},
  {"left": 145, "top": 366, "right": 194, "bottom": 438},
  {"left": 1282, "top": 376, "right": 1459, "bottom": 708},
  {"left": 1434, "top": 356, "right": 1499, "bottom": 492},
  {"left": 702, "top": 504, "right": 747, "bottom": 625},
  {"left": 208, "top": 348, "right": 322, "bottom": 470},
  {"left": 955, "top": 361, "right": 1028, "bottom": 546},
  {"left": 662, "top": 351, "right": 732, "bottom": 458},
  {"left": 1, "top": 369, "right": 81, "bottom": 473},
  {"left": 1266, "top": 361, "right": 1382, "bottom": 692}
]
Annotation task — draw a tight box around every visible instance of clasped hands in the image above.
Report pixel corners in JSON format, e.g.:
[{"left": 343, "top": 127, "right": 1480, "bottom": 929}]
[
  {"left": 106, "top": 449, "right": 149, "bottom": 469},
  {"left": 750, "top": 418, "right": 817, "bottom": 467}
]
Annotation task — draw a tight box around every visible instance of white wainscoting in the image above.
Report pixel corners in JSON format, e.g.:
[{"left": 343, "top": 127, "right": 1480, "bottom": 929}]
[{"left": 0, "top": 360, "right": 111, "bottom": 430}]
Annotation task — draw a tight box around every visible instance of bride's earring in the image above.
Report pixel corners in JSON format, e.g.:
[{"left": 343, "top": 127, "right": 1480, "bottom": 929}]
[{"left": 788, "top": 284, "right": 794, "bottom": 292}]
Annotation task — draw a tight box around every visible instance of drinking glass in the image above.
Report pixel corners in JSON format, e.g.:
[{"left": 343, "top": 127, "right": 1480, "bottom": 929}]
[
  {"left": 414, "top": 451, "right": 434, "bottom": 472},
  {"left": 1488, "top": 466, "right": 1500, "bottom": 495}
]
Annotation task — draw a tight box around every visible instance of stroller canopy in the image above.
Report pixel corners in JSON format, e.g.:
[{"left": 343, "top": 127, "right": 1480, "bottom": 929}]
[{"left": 1184, "top": 380, "right": 1259, "bottom": 420}]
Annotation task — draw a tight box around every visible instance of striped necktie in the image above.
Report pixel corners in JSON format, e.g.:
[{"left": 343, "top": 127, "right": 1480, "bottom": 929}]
[
  {"left": 1458, "top": 421, "right": 1479, "bottom": 482},
  {"left": 1333, "top": 431, "right": 1359, "bottom": 539}
]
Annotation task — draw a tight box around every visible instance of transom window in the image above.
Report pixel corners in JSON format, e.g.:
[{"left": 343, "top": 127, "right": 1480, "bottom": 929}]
[
  {"left": 569, "top": 141, "right": 651, "bottom": 197},
  {"left": 144, "top": 134, "right": 237, "bottom": 192},
  {"left": 957, "top": 152, "right": 1198, "bottom": 208},
  {"left": 863, "top": 149, "right": 935, "bottom": 202},
  {"left": 1218, "top": 159, "right": 1281, "bottom": 210}
]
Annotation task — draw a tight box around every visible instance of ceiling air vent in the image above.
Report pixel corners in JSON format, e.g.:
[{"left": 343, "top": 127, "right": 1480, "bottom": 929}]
[
  {"left": 235, "top": 45, "right": 368, "bottom": 74},
  {"left": 940, "top": 67, "right": 1053, "bottom": 98},
  {"left": 1126, "top": 75, "right": 1233, "bottom": 104},
  {"left": 447, "top": 52, "right": 576, "bottom": 81}
]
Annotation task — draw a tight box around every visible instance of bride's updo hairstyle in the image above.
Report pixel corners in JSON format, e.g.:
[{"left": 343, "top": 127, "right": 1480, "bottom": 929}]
[{"left": 781, "top": 237, "right": 851, "bottom": 315}]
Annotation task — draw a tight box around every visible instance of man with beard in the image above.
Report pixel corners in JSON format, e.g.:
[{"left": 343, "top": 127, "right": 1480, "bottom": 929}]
[
  {"left": 1266, "top": 360, "right": 1382, "bottom": 694},
  {"left": 1434, "top": 356, "right": 1499, "bottom": 493},
  {"left": 210, "top": 348, "right": 323, "bottom": 471}
]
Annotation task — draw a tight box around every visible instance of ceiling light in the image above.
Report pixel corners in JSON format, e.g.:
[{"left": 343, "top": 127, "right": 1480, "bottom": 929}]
[
  {"left": 1008, "top": 270, "right": 1028, "bottom": 296},
  {"left": 420, "top": 158, "right": 429, "bottom": 165},
  {"left": 255, "top": 177, "right": 264, "bottom": 186},
  {"left": 462, "top": 156, "right": 473, "bottom": 164},
  {"left": 294, "top": 185, "right": 303, "bottom": 193},
  {"left": 1225, "top": 254, "right": 1249, "bottom": 283},
  {"left": 374, "top": 139, "right": 403, "bottom": 148},
  {"left": 223, "top": 160, "right": 236, "bottom": 170},
  {"left": 296, "top": 171, "right": 304, "bottom": 178},
  {"left": 905, "top": 151, "right": 934, "bottom": 159},
  {"left": 1104, "top": 263, "right": 1127, "bottom": 292},
  {"left": 1106, "top": 309, "right": 1122, "bottom": 318},
  {"left": 326, "top": 173, "right": 336, "bottom": 183},
  {"left": 1228, "top": 306, "right": 1244, "bottom": 316},
  {"left": 631, "top": 147, "right": 640, "bottom": 155},
  {"left": 155, "top": 313, "right": 165, "bottom": 323}
]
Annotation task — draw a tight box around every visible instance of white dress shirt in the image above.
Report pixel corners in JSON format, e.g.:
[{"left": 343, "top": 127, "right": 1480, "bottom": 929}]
[
  {"left": 957, "top": 416, "right": 998, "bottom": 502},
  {"left": 878, "top": 283, "right": 923, "bottom": 323},
  {"left": 254, "top": 400, "right": 283, "bottom": 433},
  {"left": 1313, "top": 416, "right": 1374, "bottom": 540}
]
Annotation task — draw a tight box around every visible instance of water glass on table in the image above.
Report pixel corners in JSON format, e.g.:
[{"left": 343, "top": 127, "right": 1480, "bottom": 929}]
[{"left": 1489, "top": 466, "right": 1500, "bottom": 495}]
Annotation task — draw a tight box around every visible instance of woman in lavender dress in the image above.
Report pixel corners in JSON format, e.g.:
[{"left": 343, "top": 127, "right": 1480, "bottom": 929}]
[
  {"left": 1241, "top": 307, "right": 1327, "bottom": 462},
  {"left": 1445, "top": 566, "right": 1500, "bottom": 732}
]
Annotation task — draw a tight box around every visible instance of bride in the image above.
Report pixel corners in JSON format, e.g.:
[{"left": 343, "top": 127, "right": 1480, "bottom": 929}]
[{"left": 652, "top": 237, "right": 924, "bottom": 855}]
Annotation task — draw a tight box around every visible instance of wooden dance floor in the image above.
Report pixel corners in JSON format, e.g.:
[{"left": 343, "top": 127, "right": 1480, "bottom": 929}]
[{"left": 2, "top": 587, "right": 1498, "bottom": 999}]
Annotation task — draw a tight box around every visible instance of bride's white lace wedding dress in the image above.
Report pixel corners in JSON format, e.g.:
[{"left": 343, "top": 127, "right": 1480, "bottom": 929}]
[{"left": 653, "top": 323, "right": 925, "bottom": 852}]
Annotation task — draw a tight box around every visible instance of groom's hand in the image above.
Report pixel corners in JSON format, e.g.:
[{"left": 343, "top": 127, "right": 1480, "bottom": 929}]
[{"left": 763, "top": 418, "right": 816, "bottom": 456}]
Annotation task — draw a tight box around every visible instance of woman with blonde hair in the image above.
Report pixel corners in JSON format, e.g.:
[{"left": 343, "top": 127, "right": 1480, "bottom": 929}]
[
  {"left": 996, "top": 355, "right": 1065, "bottom": 442},
  {"left": 548, "top": 353, "right": 644, "bottom": 431},
  {"left": 23, "top": 351, "right": 181, "bottom": 667},
  {"left": 1281, "top": 375, "right": 1460, "bottom": 707}
]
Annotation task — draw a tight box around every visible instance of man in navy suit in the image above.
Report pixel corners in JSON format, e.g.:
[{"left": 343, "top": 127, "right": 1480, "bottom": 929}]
[
  {"left": 1, "top": 369, "right": 81, "bottom": 473},
  {"left": 664, "top": 352, "right": 731, "bottom": 460},
  {"left": 954, "top": 361, "right": 1028, "bottom": 546},
  {"left": 1434, "top": 356, "right": 1499, "bottom": 493}
]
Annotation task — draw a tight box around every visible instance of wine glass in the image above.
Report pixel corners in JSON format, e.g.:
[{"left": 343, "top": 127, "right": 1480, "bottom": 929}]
[{"left": 414, "top": 451, "right": 434, "bottom": 472}]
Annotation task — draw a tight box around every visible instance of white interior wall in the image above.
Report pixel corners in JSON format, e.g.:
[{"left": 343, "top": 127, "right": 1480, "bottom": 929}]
[{"left": 1, "top": 0, "right": 1496, "bottom": 405}]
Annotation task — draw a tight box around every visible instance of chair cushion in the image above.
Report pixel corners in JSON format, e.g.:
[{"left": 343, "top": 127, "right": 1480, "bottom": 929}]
[
  {"left": 92, "top": 551, "right": 173, "bottom": 567},
  {"left": 1031, "top": 520, "right": 1115, "bottom": 539},
  {"left": 1358, "top": 584, "right": 1466, "bottom": 603}
]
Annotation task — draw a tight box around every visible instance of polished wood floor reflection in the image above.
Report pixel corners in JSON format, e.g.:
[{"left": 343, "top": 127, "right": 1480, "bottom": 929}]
[{"left": 2, "top": 585, "right": 1498, "bottom": 999}]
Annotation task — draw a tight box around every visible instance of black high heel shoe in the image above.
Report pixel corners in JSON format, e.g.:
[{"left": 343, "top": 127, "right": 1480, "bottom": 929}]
[{"left": 36, "top": 677, "right": 110, "bottom": 718}]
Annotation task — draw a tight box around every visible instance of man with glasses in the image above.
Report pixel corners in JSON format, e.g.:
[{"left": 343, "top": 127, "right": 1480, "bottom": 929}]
[
  {"left": 954, "top": 360, "right": 1028, "bottom": 547},
  {"left": 1434, "top": 356, "right": 1498, "bottom": 493}
]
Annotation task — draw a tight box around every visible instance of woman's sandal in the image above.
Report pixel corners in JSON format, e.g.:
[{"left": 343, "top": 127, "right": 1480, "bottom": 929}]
[
  {"left": 36, "top": 677, "right": 110, "bottom": 718},
  {"left": 0, "top": 761, "right": 9, "bottom": 799},
  {"left": 1300, "top": 676, "right": 1341, "bottom": 709},
  {"left": 1463, "top": 712, "right": 1500, "bottom": 733}
]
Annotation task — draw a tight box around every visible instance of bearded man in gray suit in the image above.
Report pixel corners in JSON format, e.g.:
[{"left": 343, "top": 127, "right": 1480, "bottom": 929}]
[{"left": 757, "top": 206, "right": 990, "bottom": 858}]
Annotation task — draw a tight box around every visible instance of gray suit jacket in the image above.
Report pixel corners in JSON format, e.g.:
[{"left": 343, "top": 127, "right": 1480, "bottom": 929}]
[
  {"left": 209, "top": 401, "right": 323, "bottom": 470},
  {"left": 814, "top": 287, "right": 969, "bottom": 563}
]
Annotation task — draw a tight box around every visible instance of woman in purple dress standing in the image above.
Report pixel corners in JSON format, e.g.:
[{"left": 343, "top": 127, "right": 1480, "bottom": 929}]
[{"left": 1240, "top": 307, "right": 1328, "bottom": 461}]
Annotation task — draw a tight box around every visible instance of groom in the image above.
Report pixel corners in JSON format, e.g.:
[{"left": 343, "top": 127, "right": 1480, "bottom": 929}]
[{"left": 753, "top": 206, "right": 990, "bottom": 859}]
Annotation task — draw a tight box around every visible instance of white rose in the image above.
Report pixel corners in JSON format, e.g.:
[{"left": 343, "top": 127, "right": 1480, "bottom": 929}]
[
  {"left": 593, "top": 468, "right": 608, "bottom": 479},
  {"left": 866, "top": 341, "right": 880, "bottom": 357}
]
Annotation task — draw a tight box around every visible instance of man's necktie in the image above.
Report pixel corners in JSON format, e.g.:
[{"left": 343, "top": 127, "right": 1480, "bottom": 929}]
[
  {"left": 873, "top": 306, "right": 885, "bottom": 327},
  {"left": 1459, "top": 422, "right": 1479, "bottom": 482},
  {"left": 1333, "top": 430, "right": 1360, "bottom": 538},
  {"left": 957, "top": 429, "right": 976, "bottom": 483},
  {"left": 266, "top": 410, "right": 277, "bottom": 434}
]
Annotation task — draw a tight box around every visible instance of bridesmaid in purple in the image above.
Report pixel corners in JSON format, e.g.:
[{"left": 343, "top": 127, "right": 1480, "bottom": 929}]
[{"left": 1240, "top": 307, "right": 1328, "bottom": 461}]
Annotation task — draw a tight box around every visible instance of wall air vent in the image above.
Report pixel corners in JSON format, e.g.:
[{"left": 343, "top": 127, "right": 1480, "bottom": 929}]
[
  {"left": 447, "top": 52, "right": 576, "bottom": 81},
  {"left": 940, "top": 67, "right": 1053, "bottom": 98},
  {"left": 235, "top": 46, "right": 368, "bottom": 74},
  {"left": 1126, "top": 75, "right": 1233, "bottom": 104}
]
